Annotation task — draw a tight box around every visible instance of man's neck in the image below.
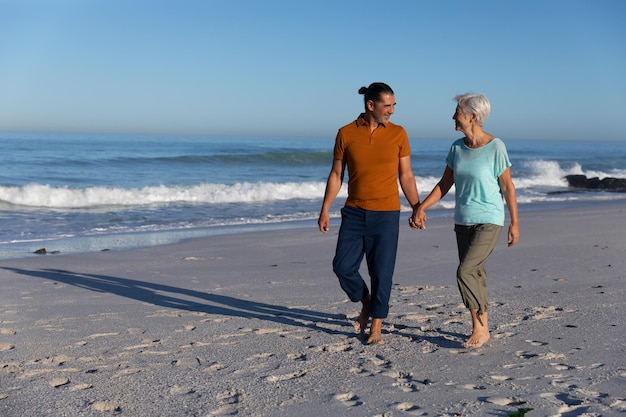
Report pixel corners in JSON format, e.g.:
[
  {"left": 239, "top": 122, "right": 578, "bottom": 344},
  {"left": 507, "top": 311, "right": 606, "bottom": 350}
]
[{"left": 362, "top": 113, "right": 383, "bottom": 132}]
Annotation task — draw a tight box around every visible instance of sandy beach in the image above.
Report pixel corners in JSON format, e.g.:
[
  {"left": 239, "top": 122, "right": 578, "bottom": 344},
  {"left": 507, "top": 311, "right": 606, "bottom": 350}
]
[{"left": 1, "top": 201, "right": 625, "bottom": 417}]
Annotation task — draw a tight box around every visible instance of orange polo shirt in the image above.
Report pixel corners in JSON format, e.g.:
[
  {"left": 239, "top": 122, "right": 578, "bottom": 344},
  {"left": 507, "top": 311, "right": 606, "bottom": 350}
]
[{"left": 334, "top": 114, "right": 411, "bottom": 211}]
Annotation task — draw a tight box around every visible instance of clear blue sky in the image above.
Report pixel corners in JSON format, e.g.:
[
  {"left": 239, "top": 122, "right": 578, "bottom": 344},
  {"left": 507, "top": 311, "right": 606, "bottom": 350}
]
[{"left": 1, "top": 0, "right": 625, "bottom": 141}]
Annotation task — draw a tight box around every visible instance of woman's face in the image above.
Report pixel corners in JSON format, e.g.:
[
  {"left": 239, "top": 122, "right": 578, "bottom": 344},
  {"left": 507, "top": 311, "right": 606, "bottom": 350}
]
[{"left": 453, "top": 105, "right": 472, "bottom": 132}]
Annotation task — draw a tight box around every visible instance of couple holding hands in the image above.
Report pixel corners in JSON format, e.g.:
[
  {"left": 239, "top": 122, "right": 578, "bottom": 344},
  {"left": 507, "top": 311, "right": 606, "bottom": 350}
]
[{"left": 318, "top": 82, "right": 519, "bottom": 347}]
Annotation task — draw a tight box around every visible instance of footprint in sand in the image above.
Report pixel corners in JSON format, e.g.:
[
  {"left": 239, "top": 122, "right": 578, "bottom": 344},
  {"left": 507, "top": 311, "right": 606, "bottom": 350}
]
[
  {"left": 333, "top": 392, "right": 362, "bottom": 407},
  {"left": 549, "top": 376, "right": 578, "bottom": 389},
  {"left": 490, "top": 375, "right": 512, "bottom": 381},
  {"left": 207, "top": 389, "right": 243, "bottom": 416},
  {"left": 462, "top": 384, "right": 487, "bottom": 390},
  {"left": 169, "top": 385, "right": 195, "bottom": 395},
  {"left": 265, "top": 370, "right": 306, "bottom": 382},
  {"left": 413, "top": 340, "right": 438, "bottom": 354},
  {"left": 49, "top": 377, "right": 70, "bottom": 388},
  {"left": 86, "top": 332, "right": 119, "bottom": 339},
  {"left": 172, "top": 357, "right": 202, "bottom": 369},
  {"left": 0, "top": 342, "right": 14, "bottom": 351},
  {"left": 91, "top": 400, "right": 121, "bottom": 412},
  {"left": 381, "top": 369, "right": 412, "bottom": 379},
  {"left": 399, "top": 313, "right": 435, "bottom": 322},
  {"left": 515, "top": 350, "right": 539, "bottom": 360},
  {"left": 202, "top": 362, "right": 227, "bottom": 373},
  {"left": 254, "top": 328, "right": 289, "bottom": 336},
  {"left": 366, "top": 353, "right": 391, "bottom": 368},
  {"left": 526, "top": 305, "right": 570, "bottom": 320},
  {"left": 1, "top": 362, "right": 22, "bottom": 373},
  {"left": 551, "top": 363, "right": 577, "bottom": 371},
  {"left": 348, "top": 366, "right": 372, "bottom": 376},
  {"left": 393, "top": 381, "right": 419, "bottom": 392},
  {"left": 502, "top": 363, "right": 525, "bottom": 369},
  {"left": 382, "top": 369, "right": 419, "bottom": 392},
  {"left": 396, "top": 402, "right": 426, "bottom": 415},
  {"left": 287, "top": 352, "right": 306, "bottom": 361},
  {"left": 68, "top": 383, "right": 92, "bottom": 392},
  {"left": 483, "top": 397, "right": 525, "bottom": 406},
  {"left": 525, "top": 339, "right": 548, "bottom": 346},
  {"left": 246, "top": 352, "right": 275, "bottom": 360},
  {"left": 313, "top": 342, "right": 352, "bottom": 353},
  {"left": 42, "top": 355, "right": 71, "bottom": 366},
  {"left": 537, "top": 351, "right": 566, "bottom": 361}
]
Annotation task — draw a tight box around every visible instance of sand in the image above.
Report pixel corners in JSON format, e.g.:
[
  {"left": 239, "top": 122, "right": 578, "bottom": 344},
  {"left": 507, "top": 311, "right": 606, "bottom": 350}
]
[{"left": 1, "top": 201, "right": 625, "bottom": 417}]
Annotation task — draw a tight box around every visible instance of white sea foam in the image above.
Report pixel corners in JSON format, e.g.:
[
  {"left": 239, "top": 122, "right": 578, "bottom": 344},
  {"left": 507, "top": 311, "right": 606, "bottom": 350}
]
[
  {"left": 1, "top": 159, "right": 622, "bottom": 211},
  {"left": 0, "top": 182, "right": 347, "bottom": 209}
]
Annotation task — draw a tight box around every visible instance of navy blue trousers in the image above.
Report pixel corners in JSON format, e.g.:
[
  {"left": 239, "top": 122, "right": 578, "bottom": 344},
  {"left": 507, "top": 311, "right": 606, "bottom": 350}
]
[{"left": 332, "top": 206, "right": 400, "bottom": 318}]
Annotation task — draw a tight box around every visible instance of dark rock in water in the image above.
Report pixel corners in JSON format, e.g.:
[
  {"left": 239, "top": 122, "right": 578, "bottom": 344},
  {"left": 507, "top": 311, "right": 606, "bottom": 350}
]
[
  {"left": 600, "top": 177, "right": 626, "bottom": 190},
  {"left": 565, "top": 175, "right": 588, "bottom": 188},
  {"left": 33, "top": 248, "right": 60, "bottom": 255},
  {"left": 565, "top": 175, "right": 626, "bottom": 192}
]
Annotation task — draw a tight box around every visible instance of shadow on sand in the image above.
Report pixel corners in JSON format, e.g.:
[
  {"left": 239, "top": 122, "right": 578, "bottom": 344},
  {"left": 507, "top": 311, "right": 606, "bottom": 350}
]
[{"left": 2, "top": 266, "right": 354, "bottom": 337}]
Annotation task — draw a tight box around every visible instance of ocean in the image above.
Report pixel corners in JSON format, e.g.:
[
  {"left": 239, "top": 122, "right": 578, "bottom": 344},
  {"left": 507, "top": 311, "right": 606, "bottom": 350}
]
[{"left": 1, "top": 131, "right": 625, "bottom": 260}]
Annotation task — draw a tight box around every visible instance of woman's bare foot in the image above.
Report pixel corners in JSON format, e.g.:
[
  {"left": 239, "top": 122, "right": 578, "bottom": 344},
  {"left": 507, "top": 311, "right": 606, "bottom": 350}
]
[
  {"left": 463, "top": 331, "right": 490, "bottom": 348},
  {"left": 354, "top": 293, "right": 370, "bottom": 334},
  {"left": 367, "top": 318, "right": 383, "bottom": 345},
  {"left": 464, "top": 309, "right": 489, "bottom": 348}
]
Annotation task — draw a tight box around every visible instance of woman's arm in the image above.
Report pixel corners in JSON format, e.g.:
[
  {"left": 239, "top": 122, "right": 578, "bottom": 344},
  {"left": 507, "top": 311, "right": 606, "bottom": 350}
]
[
  {"left": 410, "top": 166, "right": 454, "bottom": 229},
  {"left": 499, "top": 167, "right": 519, "bottom": 246}
]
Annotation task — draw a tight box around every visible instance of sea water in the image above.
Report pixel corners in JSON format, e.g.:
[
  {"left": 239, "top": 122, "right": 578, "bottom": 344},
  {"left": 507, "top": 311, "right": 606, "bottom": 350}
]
[{"left": 1, "top": 131, "right": 625, "bottom": 260}]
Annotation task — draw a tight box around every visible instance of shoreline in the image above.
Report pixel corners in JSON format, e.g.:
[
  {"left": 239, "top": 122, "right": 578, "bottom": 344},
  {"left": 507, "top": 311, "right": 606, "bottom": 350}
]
[
  {"left": 1, "top": 200, "right": 625, "bottom": 416},
  {"left": 2, "top": 198, "right": 625, "bottom": 262}
]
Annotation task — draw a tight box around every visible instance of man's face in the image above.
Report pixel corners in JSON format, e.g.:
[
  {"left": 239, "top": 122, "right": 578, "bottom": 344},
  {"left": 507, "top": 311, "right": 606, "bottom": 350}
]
[{"left": 368, "top": 93, "right": 395, "bottom": 125}]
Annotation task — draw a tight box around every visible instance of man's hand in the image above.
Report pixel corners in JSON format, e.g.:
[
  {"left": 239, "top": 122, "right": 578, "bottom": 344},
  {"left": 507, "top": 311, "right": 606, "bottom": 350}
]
[{"left": 318, "top": 213, "right": 330, "bottom": 233}]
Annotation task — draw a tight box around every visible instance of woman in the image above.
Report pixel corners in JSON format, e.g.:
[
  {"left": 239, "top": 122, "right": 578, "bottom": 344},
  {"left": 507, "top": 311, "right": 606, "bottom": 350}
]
[{"left": 410, "top": 93, "right": 519, "bottom": 348}]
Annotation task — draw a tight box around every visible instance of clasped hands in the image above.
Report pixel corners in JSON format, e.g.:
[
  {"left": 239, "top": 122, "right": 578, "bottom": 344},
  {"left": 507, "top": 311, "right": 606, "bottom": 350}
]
[{"left": 408, "top": 203, "right": 427, "bottom": 230}]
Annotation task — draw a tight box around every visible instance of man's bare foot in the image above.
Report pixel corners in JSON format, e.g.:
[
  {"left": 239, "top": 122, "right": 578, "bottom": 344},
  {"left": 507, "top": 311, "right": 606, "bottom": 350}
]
[
  {"left": 463, "top": 331, "right": 490, "bottom": 348},
  {"left": 367, "top": 318, "right": 383, "bottom": 345},
  {"left": 354, "top": 292, "right": 370, "bottom": 334},
  {"left": 354, "top": 312, "right": 368, "bottom": 334}
]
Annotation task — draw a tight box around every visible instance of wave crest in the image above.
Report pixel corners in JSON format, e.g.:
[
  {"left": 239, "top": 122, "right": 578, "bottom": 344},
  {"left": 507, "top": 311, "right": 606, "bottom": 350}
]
[{"left": 0, "top": 182, "right": 346, "bottom": 209}]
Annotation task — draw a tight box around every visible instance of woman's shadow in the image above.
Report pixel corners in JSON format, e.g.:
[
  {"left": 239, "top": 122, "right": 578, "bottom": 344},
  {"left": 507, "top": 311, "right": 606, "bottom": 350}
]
[{"left": 2, "top": 267, "right": 353, "bottom": 336}]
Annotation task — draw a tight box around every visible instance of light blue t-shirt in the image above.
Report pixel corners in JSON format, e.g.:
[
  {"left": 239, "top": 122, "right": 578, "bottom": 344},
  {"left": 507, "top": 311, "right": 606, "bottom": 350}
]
[{"left": 446, "top": 138, "right": 511, "bottom": 226}]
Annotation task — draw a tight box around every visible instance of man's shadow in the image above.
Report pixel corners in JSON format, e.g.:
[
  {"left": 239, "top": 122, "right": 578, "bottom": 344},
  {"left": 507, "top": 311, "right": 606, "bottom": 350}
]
[
  {"left": 387, "top": 323, "right": 466, "bottom": 349},
  {"left": 2, "top": 267, "right": 353, "bottom": 336}
]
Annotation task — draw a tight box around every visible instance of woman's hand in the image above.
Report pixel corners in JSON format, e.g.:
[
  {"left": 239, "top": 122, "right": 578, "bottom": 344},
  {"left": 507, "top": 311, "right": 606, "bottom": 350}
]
[
  {"left": 507, "top": 222, "right": 519, "bottom": 246},
  {"left": 409, "top": 204, "right": 427, "bottom": 229}
]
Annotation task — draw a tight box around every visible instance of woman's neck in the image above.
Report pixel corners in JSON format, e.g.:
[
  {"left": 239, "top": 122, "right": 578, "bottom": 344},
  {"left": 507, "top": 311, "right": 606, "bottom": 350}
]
[{"left": 463, "top": 128, "right": 494, "bottom": 148}]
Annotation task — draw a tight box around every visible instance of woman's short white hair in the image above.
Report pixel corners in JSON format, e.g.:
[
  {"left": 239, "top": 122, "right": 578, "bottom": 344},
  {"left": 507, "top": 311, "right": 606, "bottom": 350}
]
[{"left": 454, "top": 93, "right": 491, "bottom": 126}]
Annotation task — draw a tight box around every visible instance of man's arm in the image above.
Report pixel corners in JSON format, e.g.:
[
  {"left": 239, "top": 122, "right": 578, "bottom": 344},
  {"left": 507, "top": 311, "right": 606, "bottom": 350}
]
[
  {"left": 318, "top": 158, "right": 344, "bottom": 233},
  {"left": 398, "top": 155, "right": 420, "bottom": 208}
]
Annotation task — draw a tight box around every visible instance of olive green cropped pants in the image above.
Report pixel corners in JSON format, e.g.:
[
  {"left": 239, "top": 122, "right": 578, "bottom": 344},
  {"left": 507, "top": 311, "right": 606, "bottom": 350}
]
[{"left": 454, "top": 223, "right": 502, "bottom": 316}]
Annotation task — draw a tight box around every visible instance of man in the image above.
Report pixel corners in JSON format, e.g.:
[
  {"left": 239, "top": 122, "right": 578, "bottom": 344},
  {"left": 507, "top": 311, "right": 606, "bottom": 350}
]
[{"left": 318, "top": 82, "right": 421, "bottom": 344}]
